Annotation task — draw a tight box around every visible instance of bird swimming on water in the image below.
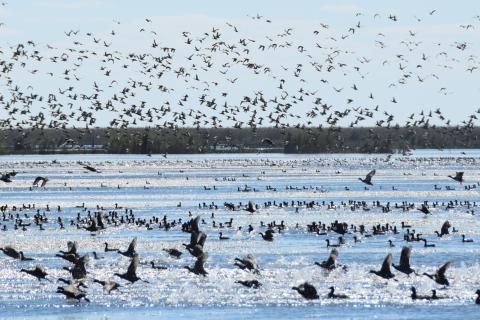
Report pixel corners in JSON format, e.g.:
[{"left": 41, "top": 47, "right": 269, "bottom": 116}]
[{"left": 327, "top": 286, "right": 348, "bottom": 299}]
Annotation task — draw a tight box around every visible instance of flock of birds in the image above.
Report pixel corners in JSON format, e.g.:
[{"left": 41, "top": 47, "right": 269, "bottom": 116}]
[
  {"left": 0, "top": 2, "right": 479, "bottom": 314},
  {"left": 0, "top": 6, "right": 480, "bottom": 152},
  {"left": 0, "top": 156, "right": 479, "bottom": 306}
]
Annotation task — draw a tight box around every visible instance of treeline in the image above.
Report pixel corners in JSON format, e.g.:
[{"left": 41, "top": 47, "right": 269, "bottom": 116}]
[{"left": 0, "top": 125, "right": 479, "bottom": 155}]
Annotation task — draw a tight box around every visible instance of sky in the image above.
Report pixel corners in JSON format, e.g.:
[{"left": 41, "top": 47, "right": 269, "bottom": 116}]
[{"left": 1, "top": 0, "right": 480, "bottom": 128}]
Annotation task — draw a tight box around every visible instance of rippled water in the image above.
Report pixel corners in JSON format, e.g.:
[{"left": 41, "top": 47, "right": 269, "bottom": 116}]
[{"left": 0, "top": 150, "right": 479, "bottom": 319}]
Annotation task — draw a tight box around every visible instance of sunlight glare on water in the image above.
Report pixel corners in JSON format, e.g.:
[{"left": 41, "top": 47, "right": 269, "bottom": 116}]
[{"left": 0, "top": 151, "right": 479, "bottom": 319}]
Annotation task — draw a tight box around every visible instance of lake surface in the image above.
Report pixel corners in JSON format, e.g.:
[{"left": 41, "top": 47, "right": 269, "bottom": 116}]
[{"left": 0, "top": 150, "right": 479, "bottom": 319}]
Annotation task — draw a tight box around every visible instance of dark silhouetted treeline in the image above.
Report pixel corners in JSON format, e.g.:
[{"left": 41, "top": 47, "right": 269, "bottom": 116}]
[{"left": 0, "top": 126, "right": 479, "bottom": 155}]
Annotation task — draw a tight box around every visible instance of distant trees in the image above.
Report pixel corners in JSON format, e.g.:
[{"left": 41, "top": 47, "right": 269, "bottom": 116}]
[{"left": 0, "top": 125, "right": 479, "bottom": 155}]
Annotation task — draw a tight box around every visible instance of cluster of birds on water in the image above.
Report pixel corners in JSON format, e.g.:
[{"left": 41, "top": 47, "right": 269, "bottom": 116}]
[
  {"left": 1, "top": 6, "right": 480, "bottom": 152},
  {"left": 1, "top": 210, "right": 479, "bottom": 304},
  {"left": 0, "top": 164, "right": 479, "bottom": 305}
]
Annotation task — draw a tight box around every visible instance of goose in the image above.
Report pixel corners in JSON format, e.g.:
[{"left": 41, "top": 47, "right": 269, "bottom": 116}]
[
  {"left": 104, "top": 242, "right": 119, "bottom": 252},
  {"left": 259, "top": 229, "right": 274, "bottom": 241},
  {"left": 184, "top": 252, "right": 208, "bottom": 276},
  {"left": 20, "top": 266, "right": 48, "bottom": 281},
  {"left": 219, "top": 232, "right": 230, "bottom": 240},
  {"left": 150, "top": 261, "right": 167, "bottom": 270},
  {"left": 245, "top": 201, "right": 256, "bottom": 213},
  {"left": 325, "top": 239, "right": 340, "bottom": 248},
  {"left": 93, "top": 279, "right": 121, "bottom": 293},
  {"left": 423, "top": 239, "right": 435, "bottom": 247},
  {"left": 57, "top": 283, "right": 90, "bottom": 302},
  {"left": 423, "top": 261, "right": 451, "bottom": 286},
  {"left": 418, "top": 203, "right": 430, "bottom": 214},
  {"left": 327, "top": 286, "right": 348, "bottom": 299},
  {"left": 234, "top": 254, "right": 259, "bottom": 273},
  {"left": 292, "top": 282, "right": 319, "bottom": 300},
  {"left": 359, "top": 169, "right": 376, "bottom": 185},
  {"left": 235, "top": 280, "right": 262, "bottom": 289},
  {"left": 411, "top": 287, "right": 430, "bottom": 300},
  {"left": 315, "top": 249, "right": 339, "bottom": 271},
  {"left": 448, "top": 172, "right": 464, "bottom": 183},
  {"left": 462, "top": 234, "right": 474, "bottom": 243},
  {"left": 63, "top": 255, "right": 88, "bottom": 280},
  {"left": 393, "top": 247, "right": 416, "bottom": 275},
  {"left": 114, "top": 253, "right": 147, "bottom": 283},
  {"left": 0, "top": 246, "right": 34, "bottom": 260},
  {"left": 163, "top": 248, "right": 182, "bottom": 258},
  {"left": 370, "top": 253, "right": 395, "bottom": 279},
  {"left": 117, "top": 237, "right": 137, "bottom": 257},
  {"left": 32, "top": 176, "right": 48, "bottom": 187}
]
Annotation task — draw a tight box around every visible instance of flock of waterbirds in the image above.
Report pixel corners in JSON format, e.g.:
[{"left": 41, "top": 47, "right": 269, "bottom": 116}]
[
  {"left": 0, "top": 5, "right": 480, "bottom": 150},
  {"left": 0, "top": 157, "right": 479, "bottom": 306},
  {"left": 0, "top": 1, "right": 480, "bottom": 312}
]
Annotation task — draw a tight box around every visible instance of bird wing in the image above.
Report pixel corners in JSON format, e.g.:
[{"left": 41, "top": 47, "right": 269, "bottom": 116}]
[
  {"left": 456, "top": 172, "right": 464, "bottom": 179},
  {"left": 244, "top": 254, "right": 257, "bottom": 268},
  {"left": 40, "top": 178, "right": 48, "bottom": 187},
  {"left": 127, "top": 254, "right": 139, "bottom": 275},
  {"left": 437, "top": 261, "right": 451, "bottom": 276},
  {"left": 127, "top": 237, "right": 137, "bottom": 253},
  {"left": 71, "top": 241, "right": 78, "bottom": 254},
  {"left": 36, "top": 265, "right": 46, "bottom": 273},
  {"left": 380, "top": 253, "right": 393, "bottom": 273},
  {"left": 194, "top": 252, "right": 208, "bottom": 270},
  {"left": 191, "top": 215, "right": 201, "bottom": 233},
  {"left": 399, "top": 247, "right": 411, "bottom": 268},
  {"left": 197, "top": 232, "right": 207, "bottom": 247},
  {"left": 366, "top": 169, "right": 376, "bottom": 180},
  {"left": 33, "top": 176, "right": 42, "bottom": 185}
]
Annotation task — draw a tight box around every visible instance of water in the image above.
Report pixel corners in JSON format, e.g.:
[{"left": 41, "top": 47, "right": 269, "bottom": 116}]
[{"left": 0, "top": 150, "right": 479, "bottom": 319}]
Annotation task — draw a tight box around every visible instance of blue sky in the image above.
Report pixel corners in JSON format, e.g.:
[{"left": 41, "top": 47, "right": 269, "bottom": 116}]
[{"left": 1, "top": 0, "right": 480, "bottom": 128}]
